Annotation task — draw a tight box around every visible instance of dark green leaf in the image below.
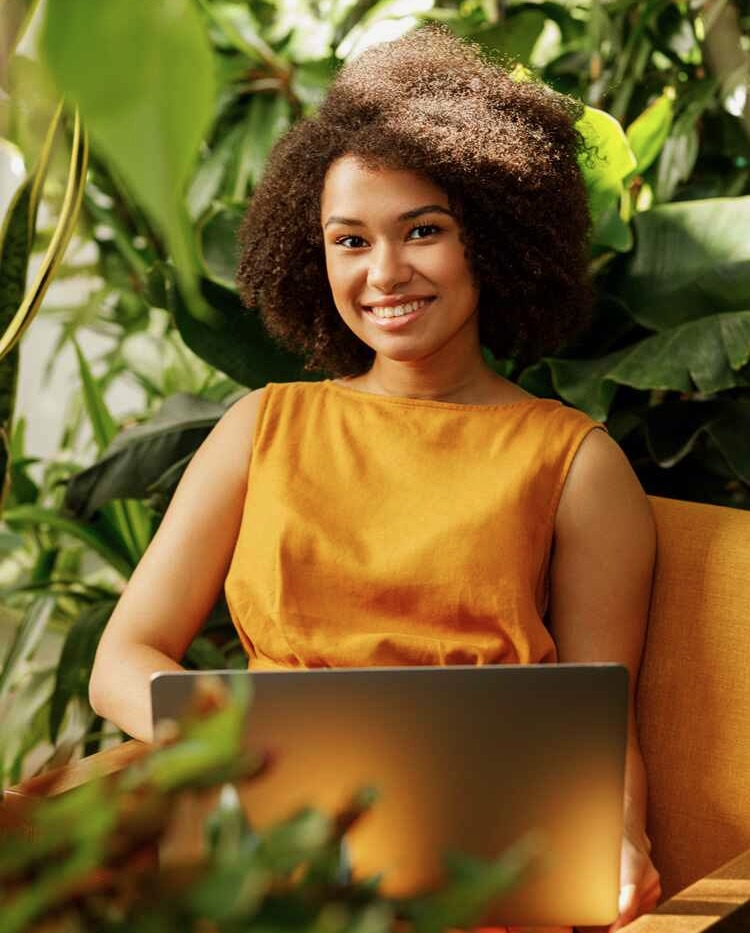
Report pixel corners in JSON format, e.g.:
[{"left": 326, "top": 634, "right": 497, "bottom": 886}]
[
  {"left": 607, "top": 310, "right": 750, "bottom": 393},
  {"left": 544, "top": 347, "right": 631, "bottom": 421},
  {"left": 172, "top": 279, "right": 321, "bottom": 387},
  {"left": 184, "top": 636, "right": 229, "bottom": 671},
  {"left": 48, "top": 601, "right": 115, "bottom": 742},
  {"left": 0, "top": 175, "right": 35, "bottom": 515},
  {"left": 64, "top": 393, "right": 225, "bottom": 519}
]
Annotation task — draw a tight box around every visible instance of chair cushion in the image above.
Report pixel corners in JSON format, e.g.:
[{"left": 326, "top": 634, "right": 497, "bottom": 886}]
[{"left": 638, "top": 496, "right": 750, "bottom": 898}]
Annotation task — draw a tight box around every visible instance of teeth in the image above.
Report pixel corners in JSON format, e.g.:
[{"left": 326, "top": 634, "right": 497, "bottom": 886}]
[{"left": 370, "top": 298, "right": 429, "bottom": 319}]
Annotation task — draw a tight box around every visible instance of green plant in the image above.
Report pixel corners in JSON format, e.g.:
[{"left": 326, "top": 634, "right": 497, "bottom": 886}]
[{"left": 0, "top": 676, "right": 539, "bottom": 933}]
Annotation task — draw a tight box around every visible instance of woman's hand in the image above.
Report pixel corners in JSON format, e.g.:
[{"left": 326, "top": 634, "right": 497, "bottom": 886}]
[{"left": 577, "top": 832, "right": 662, "bottom": 933}]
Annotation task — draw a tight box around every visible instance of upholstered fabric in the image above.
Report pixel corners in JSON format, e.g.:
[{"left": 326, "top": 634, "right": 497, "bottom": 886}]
[{"left": 638, "top": 496, "right": 750, "bottom": 898}]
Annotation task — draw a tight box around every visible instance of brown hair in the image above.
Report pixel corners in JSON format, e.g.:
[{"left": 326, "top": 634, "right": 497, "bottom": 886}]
[{"left": 236, "top": 23, "right": 593, "bottom": 376}]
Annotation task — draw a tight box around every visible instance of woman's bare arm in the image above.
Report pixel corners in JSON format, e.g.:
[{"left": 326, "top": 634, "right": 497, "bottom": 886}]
[
  {"left": 88, "top": 388, "right": 266, "bottom": 741},
  {"left": 548, "top": 427, "right": 662, "bottom": 929}
]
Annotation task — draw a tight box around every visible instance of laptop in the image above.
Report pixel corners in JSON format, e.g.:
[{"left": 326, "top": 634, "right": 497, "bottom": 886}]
[{"left": 151, "top": 664, "right": 628, "bottom": 927}]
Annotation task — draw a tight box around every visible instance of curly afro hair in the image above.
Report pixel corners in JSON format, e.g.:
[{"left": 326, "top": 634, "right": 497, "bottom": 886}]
[{"left": 236, "top": 22, "right": 593, "bottom": 377}]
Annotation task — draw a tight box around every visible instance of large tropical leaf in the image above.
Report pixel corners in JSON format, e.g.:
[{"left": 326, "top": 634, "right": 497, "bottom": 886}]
[
  {"left": 543, "top": 348, "right": 632, "bottom": 421},
  {"left": 64, "top": 393, "right": 226, "bottom": 520},
  {"left": 645, "top": 398, "right": 750, "bottom": 482},
  {"left": 619, "top": 197, "right": 750, "bottom": 330},
  {"left": 606, "top": 310, "right": 750, "bottom": 393},
  {"left": 41, "top": 0, "right": 216, "bottom": 322}
]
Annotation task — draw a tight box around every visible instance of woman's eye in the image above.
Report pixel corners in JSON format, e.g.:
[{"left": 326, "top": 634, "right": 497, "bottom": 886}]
[
  {"left": 335, "top": 225, "right": 440, "bottom": 249},
  {"left": 408, "top": 224, "right": 440, "bottom": 239},
  {"left": 335, "top": 235, "right": 366, "bottom": 248}
]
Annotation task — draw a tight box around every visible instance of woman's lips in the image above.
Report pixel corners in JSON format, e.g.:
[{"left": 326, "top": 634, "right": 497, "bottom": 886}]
[{"left": 363, "top": 297, "right": 435, "bottom": 330}]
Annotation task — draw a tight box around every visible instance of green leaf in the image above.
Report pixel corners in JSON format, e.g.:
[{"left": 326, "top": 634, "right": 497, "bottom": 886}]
[
  {"left": 233, "top": 94, "right": 292, "bottom": 200},
  {"left": 707, "top": 400, "right": 750, "bottom": 483},
  {"left": 625, "top": 89, "right": 675, "bottom": 179},
  {"left": 172, "top": 279, "right": 320, "bottom": 387},
  {"left": 41, "top": 0, "right": 217, "bottom": 323},
  {"left": 184, "top": 635, "right": 230, "bottom": 671},
  {"left": 64, "top": 393, "right": 225, "bottom": 519},
  {"left": 197, "top": 204, "right": 244, "bottom": 289},
  {"left": 0, "top": 174, "right": 34, "bottom": 514},
  {"left": 2, "top": 505, "right": 133, "bottom": 577},
  {"left": 0, "top": 597, "right": 55, "bottom": 705},
  {"left": 72, "top": 338, "right": 152, "bottom": 559},
  {"left": 653, "top": 125, "right": 699, "bottom": 203},
  {"left": 607, "top": 310, "right": 750, "bottom": 393},
  {"left": 188, "top": 123, "right": 245, "bottom": 221},
  {"left": 72, "top": 338, "right": 117, "bottom": 452},
  {"left": 472, "top": 11, "right": 547, "bottom": 64},
  {"left": 645, "top": 398, "right": 750, "bottom": 483},
  {"left": 619, "top": 197, "right": 750, "bottom": 330},
  {"left": 48, "top": 601, "right": 115, "bottom": 742},
  {"left": 544, "top": 348, "right": 631, "bottom": 421},
  {"left": 576, "top": 106, "right": 637, "bottom": 223},
  {"left": 591, "top": 203, "right": 633, "bottom": 252}
]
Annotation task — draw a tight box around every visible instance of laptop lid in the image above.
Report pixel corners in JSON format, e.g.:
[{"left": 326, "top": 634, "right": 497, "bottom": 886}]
[{"left": 151, "top": 664, "right": 627, "bottom": 927}]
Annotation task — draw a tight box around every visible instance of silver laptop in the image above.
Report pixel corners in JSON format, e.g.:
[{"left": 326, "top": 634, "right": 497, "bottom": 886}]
[{"left": 151, "top": 664, "right": 628, "bottom": 927}]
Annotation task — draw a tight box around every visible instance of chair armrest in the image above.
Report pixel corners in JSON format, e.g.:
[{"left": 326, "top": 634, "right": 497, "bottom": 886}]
[
  {"left": 626, "top": 847, "right": 750, "bottom": 932},
  {"left": 1, "top": 740, "right": 149, "bottom": 812}
]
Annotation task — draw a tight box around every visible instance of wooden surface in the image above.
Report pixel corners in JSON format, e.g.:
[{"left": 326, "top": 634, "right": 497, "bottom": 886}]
[
  {"left": 1, "top": 740, "right": 148, "bottom": 810},
  {"left": 624, "top": 847, "right": 750, "bottom": 932}
]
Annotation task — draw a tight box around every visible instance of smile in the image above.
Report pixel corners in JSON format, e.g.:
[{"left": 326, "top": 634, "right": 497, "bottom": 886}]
[{"left": 363, "top": 297, "right": 435, "bottom": 329}]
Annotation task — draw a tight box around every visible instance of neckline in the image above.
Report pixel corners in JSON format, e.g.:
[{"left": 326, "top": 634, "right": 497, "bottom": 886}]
[{"left": 323, "top": 378, "right": 553, "bottom": 412}]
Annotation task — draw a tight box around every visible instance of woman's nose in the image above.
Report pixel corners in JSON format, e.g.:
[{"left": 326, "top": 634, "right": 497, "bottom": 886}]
[{"left": 367, "top": 241, "right": 412, "bottom": 292}]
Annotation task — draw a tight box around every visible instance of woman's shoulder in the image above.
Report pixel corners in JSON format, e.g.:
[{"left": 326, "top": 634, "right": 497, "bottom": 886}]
[
  {"left": 555, "top": 426, "right": 654, "bottom": 543},
  {"left": 193, "top": 387, "right": 270, "bottom": 483}
]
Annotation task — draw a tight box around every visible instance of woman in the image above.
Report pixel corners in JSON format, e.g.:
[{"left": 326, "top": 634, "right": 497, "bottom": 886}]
[{"left": 89, "top": 23, "right": 661, "bottom": 932}]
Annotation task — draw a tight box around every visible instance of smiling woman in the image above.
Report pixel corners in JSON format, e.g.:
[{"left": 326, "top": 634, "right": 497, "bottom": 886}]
[
  {"left": 89, "top": 22, "right": 661, "bottom": 933},
  {"left": 235, "top": 23, "right": 593, "bottom": 379}
]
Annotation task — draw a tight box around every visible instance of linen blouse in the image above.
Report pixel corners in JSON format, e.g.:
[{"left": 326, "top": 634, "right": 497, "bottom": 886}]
[{"left": 224, "top": 379, "right": 603, "bottom": 670}]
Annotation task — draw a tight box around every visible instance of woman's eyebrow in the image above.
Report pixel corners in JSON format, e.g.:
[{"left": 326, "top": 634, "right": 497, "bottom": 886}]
[{"left": 323, "top": 204, "right": 453, "bottom": 229}]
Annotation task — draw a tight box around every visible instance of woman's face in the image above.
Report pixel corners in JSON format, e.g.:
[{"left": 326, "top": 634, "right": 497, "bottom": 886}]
[{"left": 320, "top": 155, "right": 480, "bottom": 363}]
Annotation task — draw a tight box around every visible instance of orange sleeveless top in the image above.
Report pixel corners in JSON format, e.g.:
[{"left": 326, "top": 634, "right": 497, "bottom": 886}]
[{"left": 224, "top": 379, "right": 603, "bottom": 671}]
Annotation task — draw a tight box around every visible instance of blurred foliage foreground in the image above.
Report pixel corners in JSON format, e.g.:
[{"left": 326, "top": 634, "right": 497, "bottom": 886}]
[
  {"left": 0, "top": 676, "right": 538, "bottom": 933},
  {"left": 1, "top": 0, "right": 750, "bottom": 794}
]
